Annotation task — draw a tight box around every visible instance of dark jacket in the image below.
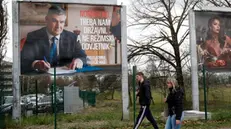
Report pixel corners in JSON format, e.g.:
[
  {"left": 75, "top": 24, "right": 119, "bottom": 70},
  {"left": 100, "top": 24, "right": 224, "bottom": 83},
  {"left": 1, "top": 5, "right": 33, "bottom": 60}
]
[
  {"left": 166, "top": 87, "right": 184, "bottom": 120},
  {"left": 137, "top": 80, "right": 152, "bottom": 106},
  {"left": 21, "top": 27, "right": 87, "bottom": 74}
]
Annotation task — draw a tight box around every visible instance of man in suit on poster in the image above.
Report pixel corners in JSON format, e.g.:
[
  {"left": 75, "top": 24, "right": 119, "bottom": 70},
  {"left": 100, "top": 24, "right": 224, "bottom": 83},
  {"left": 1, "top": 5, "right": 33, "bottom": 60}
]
[{"left": 21, "top": 5, "right": 87, "bottom": 74}]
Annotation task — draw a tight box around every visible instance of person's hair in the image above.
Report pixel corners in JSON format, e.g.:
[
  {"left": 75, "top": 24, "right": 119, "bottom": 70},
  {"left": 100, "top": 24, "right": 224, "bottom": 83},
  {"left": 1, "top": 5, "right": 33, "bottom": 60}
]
[
  {"left": 206, "top": 16, "right": 225, "bottom": 48},
  {"left": 166, "top": 77, "right": 179, "bottom": 91},
  {"left": 136, "top": 72, "right": 144, "bottom": 77},
  {"left": 47, "top": 5, "right": 66, "bottom": 16}
]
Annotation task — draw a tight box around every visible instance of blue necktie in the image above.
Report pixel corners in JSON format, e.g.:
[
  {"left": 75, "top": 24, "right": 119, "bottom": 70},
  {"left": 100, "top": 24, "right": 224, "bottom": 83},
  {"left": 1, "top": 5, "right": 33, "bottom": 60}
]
[{"left": 50, "top": 37, "right": 57, "bottom": 66}]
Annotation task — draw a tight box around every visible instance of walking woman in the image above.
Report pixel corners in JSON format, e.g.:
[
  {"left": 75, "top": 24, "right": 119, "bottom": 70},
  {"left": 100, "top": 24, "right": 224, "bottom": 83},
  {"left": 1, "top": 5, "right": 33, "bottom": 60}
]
[{"left": 164, "top": 77, "right": 184, "bottom": 129}]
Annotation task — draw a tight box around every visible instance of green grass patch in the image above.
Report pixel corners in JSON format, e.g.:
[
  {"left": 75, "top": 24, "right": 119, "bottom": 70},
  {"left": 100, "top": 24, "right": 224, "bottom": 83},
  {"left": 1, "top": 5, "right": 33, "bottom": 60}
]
[{"left": 4, "top": 89, "right": 231, "bottom": 129}]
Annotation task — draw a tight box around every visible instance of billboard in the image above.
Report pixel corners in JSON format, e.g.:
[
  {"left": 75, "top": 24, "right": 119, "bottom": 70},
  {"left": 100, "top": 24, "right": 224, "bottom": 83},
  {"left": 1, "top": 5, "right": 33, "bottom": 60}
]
[
  {"left": 19, "top": 2, "right": 122, "bottom": 74},
  {"left": 195, "top": 10, "right": 231, "bottom": 71}
]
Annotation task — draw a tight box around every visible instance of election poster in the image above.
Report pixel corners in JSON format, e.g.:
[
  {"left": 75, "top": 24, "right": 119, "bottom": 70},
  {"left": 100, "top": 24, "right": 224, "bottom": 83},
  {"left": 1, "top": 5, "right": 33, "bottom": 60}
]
[{"left": 19, "top": 2, "right": 122, "bottom": 74}]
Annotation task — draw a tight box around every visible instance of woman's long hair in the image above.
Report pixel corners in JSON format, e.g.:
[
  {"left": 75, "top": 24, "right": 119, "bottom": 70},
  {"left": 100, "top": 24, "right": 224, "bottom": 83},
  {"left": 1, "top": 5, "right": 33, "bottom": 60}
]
[
  {"left": 166, "top": 77, "right": 179, "bottom": 92},
  {"left": 206, "top": 16, "right": 226, "bottom": 48}
]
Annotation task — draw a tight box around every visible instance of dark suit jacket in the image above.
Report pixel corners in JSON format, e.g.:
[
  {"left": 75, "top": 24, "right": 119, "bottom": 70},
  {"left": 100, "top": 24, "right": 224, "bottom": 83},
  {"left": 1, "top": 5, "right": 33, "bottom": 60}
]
[{"left": 21, "top": 27, "right": 87, "bottom": 74}]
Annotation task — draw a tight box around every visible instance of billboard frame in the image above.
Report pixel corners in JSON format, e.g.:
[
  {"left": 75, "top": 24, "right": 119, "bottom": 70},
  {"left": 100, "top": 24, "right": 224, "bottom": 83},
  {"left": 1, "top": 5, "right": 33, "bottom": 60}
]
[
  {"left": 19, "top": 0, "right": 117, "bottom": 5},
  {"left": 190, "top": 7, "right": 231, "bottom": 111},
  {"left": 12, "top": 0, "right": 21, "bottom": 121},
  {"left": 12, "top": 0, "right": 129, "bottom": 121}
]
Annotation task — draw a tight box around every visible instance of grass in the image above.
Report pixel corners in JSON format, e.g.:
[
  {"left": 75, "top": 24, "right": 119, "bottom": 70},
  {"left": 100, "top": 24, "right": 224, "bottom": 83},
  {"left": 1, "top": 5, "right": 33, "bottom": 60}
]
[{"left": 3, "top": 88, "right": 231, "bottom": 129}]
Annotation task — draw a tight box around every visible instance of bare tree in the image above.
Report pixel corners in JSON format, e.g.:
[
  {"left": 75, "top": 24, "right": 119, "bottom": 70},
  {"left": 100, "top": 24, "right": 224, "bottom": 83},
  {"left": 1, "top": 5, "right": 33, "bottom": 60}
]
[
  {"left": 204, "top": 0, "right": 231, "bottom": 7},
  {"left": 144, "top": 56, "right": 173, "bottom": 96},
  {"left": 97, "top": 74, "right": 121, "bottom": 99},
  {"left": 0, "top": 1, "right": 8, "bottom": 126},
  {"left": 0, "top": 0, "right": 7, "bottom": 64},
  {"left": 128, "top": 0, "right": 201, "bottom": 90}
]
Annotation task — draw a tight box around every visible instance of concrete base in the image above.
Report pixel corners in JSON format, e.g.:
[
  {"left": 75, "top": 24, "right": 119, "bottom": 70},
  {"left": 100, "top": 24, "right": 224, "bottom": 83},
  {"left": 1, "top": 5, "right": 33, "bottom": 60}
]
[
  {"left": 161, "top": 110, "right": 211, "bottom": 121},
  {"left": 64, "top": 87, "right": 83, "bottom": 114},
  {"left": 25, "top": 110, "right": 33, "bottom": 117},
  {"left": 183, "top": 110, "right": 211, "bottom": 120}
]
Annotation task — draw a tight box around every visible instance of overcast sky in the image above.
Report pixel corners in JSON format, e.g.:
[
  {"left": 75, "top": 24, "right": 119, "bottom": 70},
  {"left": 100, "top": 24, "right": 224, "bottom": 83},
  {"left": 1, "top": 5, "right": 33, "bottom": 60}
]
[{"left": 6, "top": 0, "right": 12, "bottom": 60}]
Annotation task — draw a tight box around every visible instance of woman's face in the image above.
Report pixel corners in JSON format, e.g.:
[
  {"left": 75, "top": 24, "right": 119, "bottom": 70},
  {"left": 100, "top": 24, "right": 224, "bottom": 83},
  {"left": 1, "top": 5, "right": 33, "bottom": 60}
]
[
  {"left": 210, "top": 19, "right": 220, "bottom": 34},
  {"left": 166, "top": 81, "right": 173, "bottom": 88}
]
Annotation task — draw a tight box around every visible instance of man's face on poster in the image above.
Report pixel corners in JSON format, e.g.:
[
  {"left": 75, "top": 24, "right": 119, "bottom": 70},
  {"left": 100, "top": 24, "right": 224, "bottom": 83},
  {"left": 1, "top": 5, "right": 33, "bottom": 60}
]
[{"left": 45, "top": 14, "right": 66, "bottom": 36}]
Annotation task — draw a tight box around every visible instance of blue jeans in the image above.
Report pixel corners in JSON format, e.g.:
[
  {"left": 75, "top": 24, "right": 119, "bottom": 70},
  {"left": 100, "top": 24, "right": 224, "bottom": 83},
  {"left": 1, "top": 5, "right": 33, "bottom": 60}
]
[{"left": 165, "top": 112, "right": 184, "bottom": 129}]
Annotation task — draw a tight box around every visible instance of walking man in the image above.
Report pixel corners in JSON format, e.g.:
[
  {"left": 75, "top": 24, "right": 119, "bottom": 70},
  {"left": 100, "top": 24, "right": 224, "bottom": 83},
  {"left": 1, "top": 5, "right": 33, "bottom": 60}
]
[{"left": 134, "top": 72, "right": 159, "bottom": 129}]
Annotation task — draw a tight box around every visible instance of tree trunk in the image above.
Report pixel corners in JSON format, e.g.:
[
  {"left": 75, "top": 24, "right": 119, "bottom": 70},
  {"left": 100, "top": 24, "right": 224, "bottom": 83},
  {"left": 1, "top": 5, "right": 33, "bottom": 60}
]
[
  {"left": 128, "top": 84, "right": 132, "bottom": 107},
  {"left": 174, "top": 44, "right": 186, "bottom": 102},
  {"left": 111, "top": 87, "right": 115, "bottom": 100}
]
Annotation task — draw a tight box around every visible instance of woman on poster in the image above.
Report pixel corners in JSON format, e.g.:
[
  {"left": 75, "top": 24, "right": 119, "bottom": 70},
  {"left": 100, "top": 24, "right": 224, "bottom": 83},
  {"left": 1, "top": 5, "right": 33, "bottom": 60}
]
[{"left": 201, "top": 16, "right": 231, "bottom": 68}]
